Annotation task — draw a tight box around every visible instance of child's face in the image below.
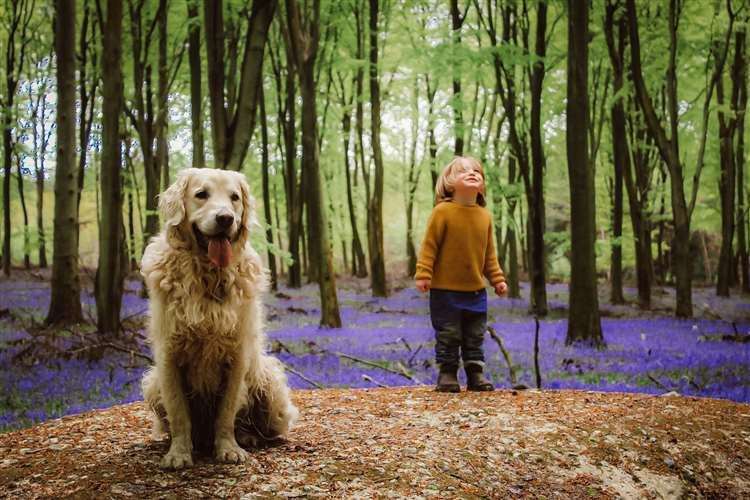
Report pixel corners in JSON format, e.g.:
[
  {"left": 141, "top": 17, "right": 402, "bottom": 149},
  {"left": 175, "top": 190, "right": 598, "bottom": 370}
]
[{"left": 452, "top": 161, "right": 484, "bottom": 196}]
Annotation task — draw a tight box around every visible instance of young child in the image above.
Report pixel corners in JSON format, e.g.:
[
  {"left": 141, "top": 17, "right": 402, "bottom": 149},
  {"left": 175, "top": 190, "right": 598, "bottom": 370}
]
[{"left": 415, "top": 156, "right": 507, "bottom": 392}]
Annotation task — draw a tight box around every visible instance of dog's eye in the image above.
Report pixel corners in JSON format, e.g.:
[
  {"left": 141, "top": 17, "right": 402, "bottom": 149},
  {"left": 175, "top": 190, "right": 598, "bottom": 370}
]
[
  {"left": 195, "top": 190, "right": 209, "bottom": 199},
  {"left": 231, "top": 193, "right": 240, "bottom": 202}
]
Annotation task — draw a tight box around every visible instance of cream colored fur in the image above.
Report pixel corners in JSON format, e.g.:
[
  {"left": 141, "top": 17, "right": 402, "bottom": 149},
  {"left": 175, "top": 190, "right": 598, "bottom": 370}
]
[{"left": 140, "top": 168, "right": 298, "bottom": 469}]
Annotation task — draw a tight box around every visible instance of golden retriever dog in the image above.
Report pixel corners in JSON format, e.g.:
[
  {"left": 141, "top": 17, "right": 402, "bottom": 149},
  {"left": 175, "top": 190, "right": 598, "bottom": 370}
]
[{"left": 140, "top": 168, "right": 298, "bottom": 469}]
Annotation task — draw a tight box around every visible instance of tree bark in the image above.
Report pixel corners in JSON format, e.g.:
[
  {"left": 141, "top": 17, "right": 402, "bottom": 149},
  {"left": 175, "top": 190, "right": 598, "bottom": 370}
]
[
  {"left": 47, "top": 0, "right": 83, "bottom": 324},
  {"left": 205, "top": 0, "right": 277, "bottom": 171},
  {"left": 527, "top": 1, "right": 549, "bottom": 316},
  {"left": 405, "top": 76, "right": 421, "bottom": 277},
  {"left": 367, "top": 0, "right": 387, "bottom": 297},
  {"left": 716, "top": 42, "right": 735, "bottom": 296},
  {"left": 565, "top": 0, "right": 603, "bottom": 346},
  {"left": 96, "top": 0, "right": 126, "bottom": 335},
  {"left": 77, "top": 0, "right": 98, "bottom": 221},
  {"left": 187, "top": 0, "right": 205, "bottom": 168},
  {"left": 450, "top": 0, "right": 466, "bottom": 156},
  {"left": 286, "top": 0, "right": 341, "bottom": 327},
  {"left": 734, "top": 20, "right": 749, "bottom": 293},
  {"left": 604, "top": 0, "right": 636, "bottom": 306},
  {"left": 336, "top": 73, "right": 367, "bottom": 278},
  {"left": 627, "top": 0, "right": 693, "bottom": 317},
  {"left": 259, "top": 86, "right": 278, "bottom": 291},
  {"left": 15, "top": 152, "right": 30, "bottom": 268},
  {"left": 156, "top": 0, "right": 169, "bottom": 191}
]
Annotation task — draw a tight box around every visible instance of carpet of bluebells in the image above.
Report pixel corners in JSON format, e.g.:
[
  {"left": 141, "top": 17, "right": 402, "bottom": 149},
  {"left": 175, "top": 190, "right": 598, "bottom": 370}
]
[{"left": 1, "top": 276, "right": 749, "bottom": 432}]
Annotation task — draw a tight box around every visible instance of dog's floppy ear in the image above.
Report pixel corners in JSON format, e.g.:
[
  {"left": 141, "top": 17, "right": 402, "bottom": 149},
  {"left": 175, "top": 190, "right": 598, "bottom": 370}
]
[
  {"left": 236, "top": 173, "right": 257, "bottom": 247},
  {"left": 159, "top": 169, "right": 193, "bottom": 248}
]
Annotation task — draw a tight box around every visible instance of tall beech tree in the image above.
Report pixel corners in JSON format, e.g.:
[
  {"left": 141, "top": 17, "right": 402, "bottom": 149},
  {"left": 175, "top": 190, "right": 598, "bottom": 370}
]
[
  {"left": 475, "top": 0, "right": 549, "bottom": 315},
  {"left": 627, "top": 0, "right": 731, "bottom": 317},
  {"left": 47, "top": 0, "right": 82, "bottom": 325},
  {"left": 734, "top": 16, "right": 749, "bottom": 293},
  {"left": 204, "top": 0, "right": 276, "bottom": 170},
  {"left": 333, "top": 70, "right": 368, "bottom": 278},
  {"left": 96, "top": 0, "right": 126, "bottom": 335},
  {"left": 604, "top": 0, "right": 653, "bottom": 309},
  {"left": 366, "top": 0, "right": 387, "bottom": 297},
  {"left": 268, "top": 23, "right": 304, "bottom": 287},
  {"left": 2, "top": 0, "right": 35, "bottom": 275},
  {"left": 285, "top": 0, "right": 341, "bottom": 327},
  {"left": 187, "top": 0, "right": 205, "bottom": 168},
  {"left": 566, "top": 0, "right": 603, "bottom": 346}
]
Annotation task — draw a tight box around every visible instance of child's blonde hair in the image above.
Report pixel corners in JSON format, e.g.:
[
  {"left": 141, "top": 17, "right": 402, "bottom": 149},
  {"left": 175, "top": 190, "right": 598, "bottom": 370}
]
[{"left": 434, "top": 156, "right": 487, "bottom": 207}]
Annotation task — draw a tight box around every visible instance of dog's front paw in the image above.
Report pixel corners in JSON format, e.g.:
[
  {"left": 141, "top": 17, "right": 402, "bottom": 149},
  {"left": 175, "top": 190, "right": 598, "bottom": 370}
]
[
  {"left": 160, "top": 449, "right": 193, "bottom": 469},
  {"left": 215, "top": 438, "right": 249, "bottom": 464}
]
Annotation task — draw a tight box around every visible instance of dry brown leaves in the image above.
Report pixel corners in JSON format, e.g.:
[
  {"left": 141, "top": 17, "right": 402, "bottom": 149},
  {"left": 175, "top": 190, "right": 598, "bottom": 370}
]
[{"left": 1, "top": 388, "right": 749, "bottom": 499}]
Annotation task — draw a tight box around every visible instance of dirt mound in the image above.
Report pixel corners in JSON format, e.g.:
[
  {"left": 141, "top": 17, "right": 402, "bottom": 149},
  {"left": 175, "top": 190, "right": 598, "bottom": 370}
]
[{"left": 1, "top": 388, "right": 748, "bottom": 498}]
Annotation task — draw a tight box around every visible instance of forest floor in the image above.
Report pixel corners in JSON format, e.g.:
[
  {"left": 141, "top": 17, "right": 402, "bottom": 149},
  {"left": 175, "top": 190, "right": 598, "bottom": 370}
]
[
  {"left": 1, "top": 387, "right": 749, "bottom": 498},
  {"left": 1, "top": 269, "right": 750, "bottom": 432}
]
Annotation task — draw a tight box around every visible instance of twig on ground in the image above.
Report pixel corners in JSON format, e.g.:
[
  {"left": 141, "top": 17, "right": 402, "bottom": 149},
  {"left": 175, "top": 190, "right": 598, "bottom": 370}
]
[
  {"left": 487, "top": 325, "right": 517, "bottom": 385},
  {"left": 647, "top": 373, "right": 672, "bottom": 392},
  {"left": 306, "top": 340, "right": 422, "bottom": 384},
  {"left": 362, "top": 374, "right": 388, "bottom": 387},
  {"left": 399, "top": 337, "right": 412, "bottom": 351},
  {"left": 407, "top": 345, "right": 422, "bottom": 367},
  {"left": 534, "top": 316, "right": 542, "bottom": 389},
  {"left": 282, "top": 362, "right": 324, "bottom": 389}
]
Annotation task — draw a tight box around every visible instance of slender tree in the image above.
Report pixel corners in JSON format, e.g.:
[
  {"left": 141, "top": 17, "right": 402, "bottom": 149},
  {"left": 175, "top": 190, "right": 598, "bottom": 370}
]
[
  {"left": 47, "top": 0, "right": 83, "bottom": 325},
  {"left": 367, "top": 0, "right": 387, "bottom": 297},
  {"left": 627, "top": 0, "right": 697, "bottom": 318},
  {"left": 259, "top": 85, "right": 278, "bottom": 290},
  {"left": 734, "top": 15, "right": 749, "bottom": 293},
  {"left": 76, "top": 0, "right": 99, "bottom": 219},
  {"left": 604, "top": 0, "right": 652, "bottom": 308},
  {"left": 566, "top": 0, "right": 603, "bottom": 346},
  {"left": 450, "top": 0, "right": 468, "bottom": 156},
  {"left": 187, "top": 0, "right": 205, "bottom": 168},
  {"left": 2, "top": 0, "right": 35, "bottom": 275},
  {"left": 285, "top": 0, "right": 341, "bottom": 327},
  {"left": 96, "top": 0, "right": 126, "bottom": 335},
  {"left": 204, "top": 0, "right": 277, "bottom": 170}
]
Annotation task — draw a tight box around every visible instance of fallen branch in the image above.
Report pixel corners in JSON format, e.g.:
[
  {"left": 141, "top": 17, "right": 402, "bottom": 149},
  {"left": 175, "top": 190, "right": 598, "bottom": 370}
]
[
  {"left": 487, "top": 325, "right": 517, "bottom": 385},
  {"left": 406, "top": 345, "right": 422, "bottom": 367},
  {"left": 362, "top": 374, "right": 388, "bottom": 387},
  {"left": 306, "top": 341, "right": 422, "bottom": 384},
  {"left": 534, "top": 317, "right": 541, "bottom": 389},
  {"left": 282, "top": 362, "right": 324, "bottom": 389},
  {"left": 647, "top": 373, "right": 672, "bottom": 392}
]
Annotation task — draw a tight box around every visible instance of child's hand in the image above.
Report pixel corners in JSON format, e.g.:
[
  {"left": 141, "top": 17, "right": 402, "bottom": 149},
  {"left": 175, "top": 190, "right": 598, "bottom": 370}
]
[
  {"left": 416, "top": 279, "right": 431, "bottom": 293},
  {"left": 494, "top": 282, "right": 508, "bottom": 296}
]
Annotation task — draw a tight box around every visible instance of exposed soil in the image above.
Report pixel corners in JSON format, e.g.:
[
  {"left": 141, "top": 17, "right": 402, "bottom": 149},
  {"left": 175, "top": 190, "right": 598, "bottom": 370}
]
[{"left": 1, "top": 388, "right": 748, "bottom": 498}]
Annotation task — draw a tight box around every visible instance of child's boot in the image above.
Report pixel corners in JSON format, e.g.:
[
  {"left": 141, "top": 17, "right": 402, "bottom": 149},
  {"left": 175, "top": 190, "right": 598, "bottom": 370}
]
[
  {"left": 435, "top": 366, "right": 460, "bottom": 393},
  {"left": 465, "top": 364, "right": 494, "bottom": 391}
]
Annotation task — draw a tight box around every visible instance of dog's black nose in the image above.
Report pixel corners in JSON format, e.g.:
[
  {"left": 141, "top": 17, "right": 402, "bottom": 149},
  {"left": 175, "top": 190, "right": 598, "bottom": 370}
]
[{"left": 216, "top": 214, "right": 234, "bottom": 229}]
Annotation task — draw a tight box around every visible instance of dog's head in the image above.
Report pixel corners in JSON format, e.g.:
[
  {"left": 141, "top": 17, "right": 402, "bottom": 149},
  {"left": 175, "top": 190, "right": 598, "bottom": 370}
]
[{"left": 159, "top": 168, "right": 256, "bottom": 267}]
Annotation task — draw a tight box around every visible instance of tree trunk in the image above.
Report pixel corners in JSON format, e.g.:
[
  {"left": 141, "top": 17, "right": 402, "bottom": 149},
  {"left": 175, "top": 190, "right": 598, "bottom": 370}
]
[
  {"left": 604, "top": 0, "right": 631, "bottom": 306},
  {"left": 205, "top": 0, "right": 277, "bottom": 171},
  {"left": 405, "top": 77, "right": 421, "bottom": 278},
  {"left": 450, "top": 0, "right": 465, "bottom": 156},
  {"left": 47, "top": 0, "right": 83, "bottom": 325},
  {"left": 565, "top": 0, "right": 603, "bottom": 346},
  {"left": 735, "top": 21, "right": 749, "bottom": 293},
  {"left": 338, "top": 76, "right": 367, "bottom": 278},
  {"left": 96, "top": 0, "right": 126, "bottom": 335},
  {"left": 528, "top": 1, "right": 549, "bottom": 317},
  {"left": 15, "top": 153, "right": 30, "bottom": 268},
  {"left": 367, "top": 0, "right": 387, "bottom": 297},
  {"left": 187, "top": 0, "right": 205, "bottom": 168},
  {"left": 77, "top": 0, "right": 98, "bottom": 220},
  {"left": 716, "top": 49, "right": 735, "bottom": 296},
  {"left": 627, "top": 0, "right": 693, "bottom": 317},
  {"left": 156, "top": 0, "right": 169, "bottom": 191},
  {"left": 286, "top": 0, "right": 341, "bottom": 327},
  {"left": 259, "top": 86, "right": 278, "bottom": 291}
]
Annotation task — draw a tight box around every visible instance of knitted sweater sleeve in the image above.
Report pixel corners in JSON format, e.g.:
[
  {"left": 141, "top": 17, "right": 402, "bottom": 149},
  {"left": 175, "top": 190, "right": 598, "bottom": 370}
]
[
  {"left": 483, "top": 217, "right": 506, "bottom": 286},
  {"left": 414, "top": 207, "right": 444, "bottom": 281}
]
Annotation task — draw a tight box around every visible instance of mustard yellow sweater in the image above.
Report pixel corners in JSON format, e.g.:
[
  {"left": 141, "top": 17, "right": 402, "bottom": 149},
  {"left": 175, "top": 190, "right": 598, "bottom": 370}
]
[{"left": 415, "top": 201, "right": 505, "bottom": 291}]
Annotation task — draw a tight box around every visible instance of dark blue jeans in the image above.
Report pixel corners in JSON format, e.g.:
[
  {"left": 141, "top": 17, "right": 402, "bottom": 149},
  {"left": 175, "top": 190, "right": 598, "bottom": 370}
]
[{"left": 429, "top": 289, "right": 487, "bottom": 370}]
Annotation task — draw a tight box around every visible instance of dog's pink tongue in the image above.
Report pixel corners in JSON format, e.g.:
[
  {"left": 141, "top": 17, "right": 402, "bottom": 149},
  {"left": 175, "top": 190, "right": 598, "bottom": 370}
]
[{"left": 208, "top": 237, "right": 232, "bottom": 267}]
